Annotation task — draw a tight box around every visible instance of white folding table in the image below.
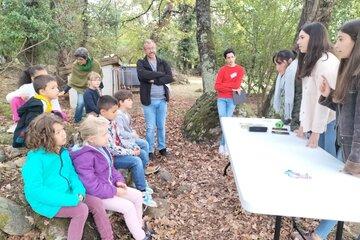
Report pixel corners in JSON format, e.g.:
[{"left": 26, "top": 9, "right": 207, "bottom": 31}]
[{"left": 221, "top": 117, "right": 360, "bottom": 240}]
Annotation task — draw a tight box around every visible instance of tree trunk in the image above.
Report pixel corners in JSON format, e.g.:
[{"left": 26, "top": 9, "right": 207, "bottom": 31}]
[
  {"left": 195, "top": 0, "right": 216, "bottom": 93},
  {"left": 261, "top": 0, "right": 336, "bottom": 123},
  {"left": 80, "top": 0, "right": 89, "bottom": 47}
]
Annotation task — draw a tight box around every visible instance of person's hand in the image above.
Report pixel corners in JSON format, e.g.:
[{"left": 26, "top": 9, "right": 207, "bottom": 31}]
[
  {"left": 20, "top": 94, "right": 28, "bottom": 101},
  {"left": 116, "top": 187, "right": 127, "bottom": 197},
  {"left": 58, "top": 91, "right": 65, "bottom": 97},
  {"left": 320, "top": 75, "right": 331, "bottom": 97},
  {"left": 307, "top": 132, "right": 320, "bottom": 148},
  {"left": 295, "top": 126, "right": 305, "bottom": 138},
  {"left": 116, "top": 182, "right": 127, "bottom": 188},
  {"left": 133, "top": 148, "right": 141, "bottom": 156}
]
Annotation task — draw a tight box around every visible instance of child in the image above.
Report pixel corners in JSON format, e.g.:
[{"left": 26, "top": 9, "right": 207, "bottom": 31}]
[
  {"left": 84, "top": 71, "right": 102, "bottom": 115},
  {"left": 12, "top": 75, "right": 63, "bottom": 148},
  {"left": 114, "top": 89, "right": 160, "bottom": 175},
  {"left": 6, "top": 65, "right": 64, "bottom": 133},
  {"left": 98, "top": 95, "right": 157, "bottom": 207},
  {"left": 71, "top": 115, "right": 153, "bottom": 240},
  {"left": 22, "top": 113, "right": 114, "bottom": 240}
]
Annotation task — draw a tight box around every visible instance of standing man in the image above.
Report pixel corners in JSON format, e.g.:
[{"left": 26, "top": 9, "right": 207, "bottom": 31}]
[{"left": 136, "top": 39, "right": 174, "bottom": 159}]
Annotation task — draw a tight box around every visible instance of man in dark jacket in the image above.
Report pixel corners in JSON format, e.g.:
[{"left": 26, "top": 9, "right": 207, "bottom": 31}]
[{"left": 136, "top": 39, "right": 174, "bottom": 159}]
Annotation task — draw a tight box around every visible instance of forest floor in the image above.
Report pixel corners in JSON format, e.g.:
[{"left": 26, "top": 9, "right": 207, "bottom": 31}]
[{"left": 0, "top": 71, "right": 359, "bottom": 240}]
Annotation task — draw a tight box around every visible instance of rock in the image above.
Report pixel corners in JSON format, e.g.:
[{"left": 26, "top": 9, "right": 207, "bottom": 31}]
[
  {"left": 14, "top": 157, "right": 25, "bottom": 168},
  {"left": 0, "top": 197, "right": 33, "bottom": 235},
  {"left": 145, "top": 198, "right": 169, "bottom": 219},
  {"left": 0, "top": 149, "right": 5, "bottom": 163},
  {"left": 159, "top": 169, "right": 172, "bottom": 182},
  {"left": 3, "top": 146, "right": 21, "bottom": 160},
  {"left": 174, "top": 183, "right": 191, "bottom": 196},
  {"left": 3, "top": 161, "right": 16, "bottom": 170},
  {"left": 0, "top": 134, "right": 12, "bottom": 146}
]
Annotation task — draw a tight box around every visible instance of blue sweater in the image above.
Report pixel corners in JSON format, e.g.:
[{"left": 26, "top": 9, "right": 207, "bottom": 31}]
[
  {"left": 84, "top": 88, "right": 100, "bottom": 114},
  {"left": 22, "top": 148, "right": 85, "bottom": 218}
]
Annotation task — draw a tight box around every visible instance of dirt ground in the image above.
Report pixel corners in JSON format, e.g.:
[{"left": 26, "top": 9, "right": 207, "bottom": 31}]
[{"left": 0, "top": 71, "right": 359, "bottom": 239}]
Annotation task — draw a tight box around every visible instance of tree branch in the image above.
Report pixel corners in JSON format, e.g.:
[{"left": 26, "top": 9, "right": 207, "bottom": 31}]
[{"left": 122, "top": 0, "right": 156, "bottom": 24}]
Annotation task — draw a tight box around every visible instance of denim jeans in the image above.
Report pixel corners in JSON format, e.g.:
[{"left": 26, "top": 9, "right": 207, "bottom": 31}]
[
  {"left": 142, "top": 99, "right": 167, "bottom": 153},
  {"left": 314, "top": 147, "right": 343, "bottom": 239},
  {"left": 136, "top": 138, "right": 149, "bottom": 157},
  {"left": 113, "top": 155, "right": 146, "bottom": 191},
  {"left": 318, "top": 120, "right": 337, "bottom": 157},
  {"left": 217, "top": 98, "right": 236, "bottom": 146},
  {"left": 74, "top": 92, "right": 85, "bottom": 123}
]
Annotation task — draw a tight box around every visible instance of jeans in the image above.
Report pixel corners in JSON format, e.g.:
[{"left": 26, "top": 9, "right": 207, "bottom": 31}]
[
  {"left": 135, "top": 138, "right": 149, "bottom": 156},
  {"left": 142, "top": 99, "right": 167, "bottom": 153},
  {"left": 217, "top": 98, "right": 236, "bottom": 146},
  {"left": 314, "top": 147, "right": 343, "bottom": 239},
  {"left": 318, "top": 120, "right": 337, "bottom": 157},
  {"left": 113, "top": 155, "right": 146, "bottom": 191},
  {"left": 74, "top": 92, "right": 85, "bottom": 123}
]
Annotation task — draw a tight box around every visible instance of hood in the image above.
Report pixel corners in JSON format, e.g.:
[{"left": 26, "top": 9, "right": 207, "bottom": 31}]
[{"left": 70, "top": 145, "right": 99, "bottom": 159}]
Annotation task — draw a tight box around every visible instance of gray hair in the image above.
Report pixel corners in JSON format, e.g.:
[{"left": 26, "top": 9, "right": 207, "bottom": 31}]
[{"left": 74, "top": 47, "right": 89, "bottom": 60}]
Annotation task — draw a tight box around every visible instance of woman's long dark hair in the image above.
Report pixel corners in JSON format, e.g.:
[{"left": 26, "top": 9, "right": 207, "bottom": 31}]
[
  {"left": 333, "top": 19, "right": 360, "bottom": 103},
  {"left": 18, "top": 65, "right": 46, "bottom": 87},
  {"left": 297, "top": 22, "right": 331, "bottom": 79},
  {"left": 273, "top": 50, "right": 297, "bottom": 64}
]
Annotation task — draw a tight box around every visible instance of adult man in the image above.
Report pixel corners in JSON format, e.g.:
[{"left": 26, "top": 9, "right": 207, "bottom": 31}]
[{"left": 136, "top": 39, "right": 174, "bottom": 159}]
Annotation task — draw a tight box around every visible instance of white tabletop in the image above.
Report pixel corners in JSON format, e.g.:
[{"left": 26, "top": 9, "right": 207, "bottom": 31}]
[{"left": 221, "top": 117, "right": 360, "bottom": 222}]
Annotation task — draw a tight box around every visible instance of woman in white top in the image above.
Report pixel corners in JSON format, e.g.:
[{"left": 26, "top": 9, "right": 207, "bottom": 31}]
[
  {"left": 6, "top": 65, "right": 63, "bottom": 132},
  {"left": 296, "top": 22, "right": 339, "bottom": 157}
]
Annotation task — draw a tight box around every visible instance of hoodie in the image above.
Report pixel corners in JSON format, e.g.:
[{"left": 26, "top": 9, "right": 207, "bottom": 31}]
[{"left": 70, "top": 145, "right": 125, "bottom": 199}]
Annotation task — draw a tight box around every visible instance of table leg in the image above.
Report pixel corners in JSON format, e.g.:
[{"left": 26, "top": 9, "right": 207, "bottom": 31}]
[
  {"left": 335, "top": 221, "right": 344, "bottom": 240},
  {"left": 274, "top": 216, "right": 282, "bottom": 240}
]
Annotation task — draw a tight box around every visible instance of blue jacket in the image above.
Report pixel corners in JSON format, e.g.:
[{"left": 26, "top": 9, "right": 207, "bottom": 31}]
[
  {"left": 22, "top": 148, "right": 85, "bottom": 218},
  {"left": 83, "top": 88, "right": 100, "bottom": 114}
]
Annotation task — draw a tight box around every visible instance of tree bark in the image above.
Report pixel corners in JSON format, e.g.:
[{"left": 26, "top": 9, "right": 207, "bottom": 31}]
[
  {"left": 80, "top": 0, "right": 89, "bottom": 47},
  {"left": 195, "top": 0, "right": 216, "bottom": 93}
]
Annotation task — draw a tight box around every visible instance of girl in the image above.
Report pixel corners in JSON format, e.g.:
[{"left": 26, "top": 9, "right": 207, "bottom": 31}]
[
  {"left": 70, "top": 115, "right": 153, "bottom": 240},
  {"left": 296, "top": 22, "right": 339, "bottom": 157},
  {"left": 272, "top": 50, "right": 298, "bottom": 124},
  {"left": 6, "top": 65, "right": 64, "bottom": 133},
  {"left": 214, "top": 48, "right": 246, "bottom": 156},
  {"left": 83, "top": 71, "right": 102, "bottom": 115},
  {"left": 22, "top": 113, "right": 113, "bottom": 240}
]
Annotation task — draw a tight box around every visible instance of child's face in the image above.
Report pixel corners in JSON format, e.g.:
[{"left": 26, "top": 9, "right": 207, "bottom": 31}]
[
  {"left": 40, "top": 81, "right": 59, "bottom": 100},
  {"left": 89, "top": 76, "right": 101, "bottom": 89},
  {"left": 88, "top": 126, "right": 109, "bottom": 147},
  {"left": 53, "top": 123, "right": 67, "bottom": 147},
  {"left": 100, "top": 105, "right": 118, "bottom": 121},
  {"left": 119, "top": 98, "right": 133, "bottom": 110}
]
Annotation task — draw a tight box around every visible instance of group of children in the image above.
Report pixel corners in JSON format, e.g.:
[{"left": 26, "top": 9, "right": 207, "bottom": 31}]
[{"left": 7, "top": 67, "right": 159, "bottom": 239}]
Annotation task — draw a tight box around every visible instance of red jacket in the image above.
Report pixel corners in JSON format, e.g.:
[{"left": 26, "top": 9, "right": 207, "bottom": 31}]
[{"left": 214, "top": 64, "right": 245, "bottom": 98}]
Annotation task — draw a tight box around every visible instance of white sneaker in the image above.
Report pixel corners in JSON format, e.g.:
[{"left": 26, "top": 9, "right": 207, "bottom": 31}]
[
  {"left": 218, "top": 145, "right": 225, "bottom": 155},
  {"left": 7, "top": 123, "right": 17, "bottom": 133}
]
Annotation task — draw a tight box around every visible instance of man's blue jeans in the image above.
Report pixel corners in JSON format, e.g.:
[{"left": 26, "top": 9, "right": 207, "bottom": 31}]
[
  {"left": 74, "top": 92, "right": 85, "bottom": 123},
  {"left": 142, "top": 99, "right": 167, "bottom": 153},
  {"left": 217, "top": 98, "right": 236, "bottom": 146},
  {"left": 319, "top": 120, "right": 337, "bottom": 157},
  {"left": 113, "top": 155, "right": 147, "bottom": 191}
]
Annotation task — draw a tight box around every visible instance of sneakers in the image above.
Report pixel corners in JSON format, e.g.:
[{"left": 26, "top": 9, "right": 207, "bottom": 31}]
[
  {"left": 7, "top": 123, "right": 17, "bottom": 133},
  {"left": 145, "top": 165, "right": 160, "bottom": 175},
  {"left": 159, "top": 148, "right": 168, "bottom": 156},
  {"left": 142, "top": 192, "right": 157, "bottom": 207},
  {"left": 149, "top": 152, "right": 155, "bottom": 160},
  {"left": 145, "top": 180, "right": 154, "bottom": 194}
]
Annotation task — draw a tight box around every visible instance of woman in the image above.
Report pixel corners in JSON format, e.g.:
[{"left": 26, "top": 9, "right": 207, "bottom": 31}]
[
  {"left": 293, "top": 20, "right": 360, "bottom": 240},
  {"left": 296, "top": 22, "right": 339, "bottom": 157},
  {"left": 214, "top": 48, "right": 246, "bottom": 156},
  {"left": 62, "top": 47, "right": 103, "bottom": 123},
  {"left": 272, "top": 50, "right": 298, "bottom": 124}
]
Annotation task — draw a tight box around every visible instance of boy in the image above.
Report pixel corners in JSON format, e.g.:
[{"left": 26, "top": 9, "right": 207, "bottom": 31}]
[
  {"left": 84, "top": 71, "right": 101, "bottom": 115},
  {"left": 98, "top": 95, "right": 157, "bottom": 207},
  {"left": 13, "top": 75, "right": 61, "bottom": 148},
  {"left": 114, "top": 89, "right": 160, "bottom": 175}
]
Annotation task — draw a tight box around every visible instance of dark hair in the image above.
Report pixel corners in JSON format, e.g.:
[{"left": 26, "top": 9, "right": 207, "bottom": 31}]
[
  {"left": 18, "top": 65, "right": 46, "bottom": 87},
  {"left": 273, "top": 50, "right": 297, "bottom": 64},
  {"left": 333, "top": 19, "right": 360, "bottom": 103},
  {"left": 26, "top": 113, "right": 64, "bottom": 153},
  {"left": 98, "top": 95, "right": 118, "bottom": 111},
  {"left": 33, "top": 75, "right": 56, "bottom": 94},
  {"left": 223, "top": 48, "right": 235, "bottom": 59},
  {"left": 297, "top": 22, "right": 330, "bottom": 78},
  {"left": 114, "top": 89, "right": 133, "bottom": 103}
]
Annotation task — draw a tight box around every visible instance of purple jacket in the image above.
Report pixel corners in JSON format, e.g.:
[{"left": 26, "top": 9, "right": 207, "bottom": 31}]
[{"left": 70, "top": 145, "right": 125, "bottom": 199}]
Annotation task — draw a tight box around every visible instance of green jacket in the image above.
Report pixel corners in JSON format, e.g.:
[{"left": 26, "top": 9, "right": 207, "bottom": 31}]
[
  {"left": 68, "top": 58, "right": 103, "bottom": 93},
  {"left": 22, "top": 148, "right": 85, "bottom": 218}
]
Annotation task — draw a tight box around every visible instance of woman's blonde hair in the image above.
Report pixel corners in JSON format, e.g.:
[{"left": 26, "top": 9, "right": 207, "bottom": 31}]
[
  {"left": 79, "top": 115, "right": 109, "bottom": 141},
  {"left": 26, "top": 113, "right": 64, "bottom": 152},
  {"left": 87, "top": 71, "right": 101, "bottom": 83}
]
